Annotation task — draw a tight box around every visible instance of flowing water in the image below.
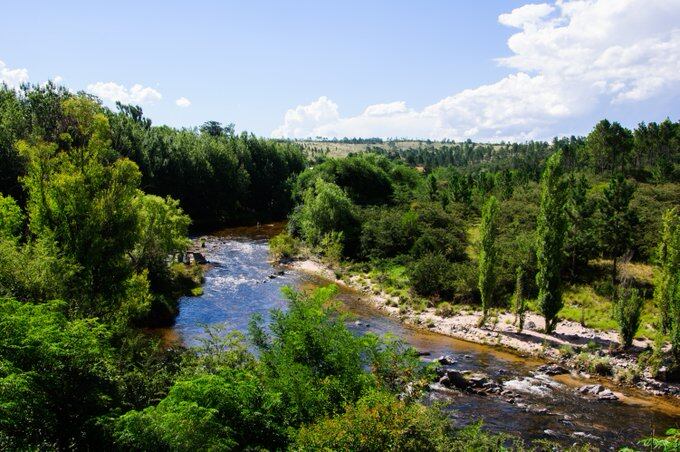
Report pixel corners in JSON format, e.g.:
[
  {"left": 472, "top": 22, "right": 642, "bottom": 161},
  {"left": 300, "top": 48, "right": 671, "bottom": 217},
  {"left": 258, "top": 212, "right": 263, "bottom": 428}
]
[{"left": 168, "top": 224, "right": 680, "bottom": 449}]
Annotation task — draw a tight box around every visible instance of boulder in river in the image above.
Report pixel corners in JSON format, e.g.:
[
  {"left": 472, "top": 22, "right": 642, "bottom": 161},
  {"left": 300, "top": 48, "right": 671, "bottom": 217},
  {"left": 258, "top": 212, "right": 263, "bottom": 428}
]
[
  {"left": 439, "top": 370, "right": 472, "bottom": 391},
  {"left": 536, "top": 364, "right": 569, "bottom": 376},
  {"left": 435, "top": 355, "right": 456, "bottom": 366}
]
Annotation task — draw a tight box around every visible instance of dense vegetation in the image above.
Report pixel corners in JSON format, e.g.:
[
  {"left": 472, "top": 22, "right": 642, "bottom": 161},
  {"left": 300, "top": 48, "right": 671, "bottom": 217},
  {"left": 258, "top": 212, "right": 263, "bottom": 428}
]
[
  {"left": 2, "top": 81, "right": 680, "bottom": 449},
  {"left": 283, "top": 117, "right": 680, "bottom": 377}
]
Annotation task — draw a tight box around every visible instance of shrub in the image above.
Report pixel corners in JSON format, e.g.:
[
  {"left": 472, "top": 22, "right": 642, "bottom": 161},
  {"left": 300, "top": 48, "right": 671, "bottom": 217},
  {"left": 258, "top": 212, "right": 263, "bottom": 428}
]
[
  {"left": 269, "top": 231, "right": 299, "bottom": 260},
  {"left": 574, "top": 352, "right": 613, "bottom": 376},
  {"left": 293, "top": 391, "right": 457, "bottom": 451},
  {"left": 408, "top": 253, "right": 451, "bottom": 297},
  {"left": 614, "top": 288, "right": 644, "bottom": 348},
  {"left": 435, "top": 302, "right": 456, "bottom": 318}
]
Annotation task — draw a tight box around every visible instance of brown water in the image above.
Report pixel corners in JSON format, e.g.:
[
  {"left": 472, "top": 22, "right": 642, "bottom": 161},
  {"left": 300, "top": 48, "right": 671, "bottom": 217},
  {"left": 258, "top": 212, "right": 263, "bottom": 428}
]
[{"left": 169, "top": 224, "right": 680, "bottom": 449}]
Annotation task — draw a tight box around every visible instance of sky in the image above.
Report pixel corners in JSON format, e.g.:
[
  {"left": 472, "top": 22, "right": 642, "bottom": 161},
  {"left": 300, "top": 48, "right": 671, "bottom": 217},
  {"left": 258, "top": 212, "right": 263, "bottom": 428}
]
[{"left": 1, "top": 0, "right": 679, "bottom": 142}]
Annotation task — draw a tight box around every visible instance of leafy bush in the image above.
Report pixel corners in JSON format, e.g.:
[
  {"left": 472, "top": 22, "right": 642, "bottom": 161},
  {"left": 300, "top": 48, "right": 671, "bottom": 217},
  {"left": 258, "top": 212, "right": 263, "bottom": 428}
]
[
  {"left": 293, "top": 391, "right": 456, "bottom": 451},
  {"left": 294, "top": 178, "right": 360, "bottom": 256},
  {"left": 269, "top": 231, "right": 300, "bottom": 260},
  {"left": 408, "top": 253, "right": 452, "bottom": 297},
  {"left": 614, "top": 288, "right": 644, "bottom": 348},
  {"left": 436, "top": 302, "right": 456, "bottom": 318},
  {"left": 574, "top": 352, "right": 613, "bottom": 376}
]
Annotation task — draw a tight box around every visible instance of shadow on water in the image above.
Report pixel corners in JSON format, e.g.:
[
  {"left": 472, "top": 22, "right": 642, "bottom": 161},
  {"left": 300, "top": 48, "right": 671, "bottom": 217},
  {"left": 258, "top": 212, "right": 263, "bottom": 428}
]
[{"left": 162, "top": 224, "right": 679, "bottom": 449}]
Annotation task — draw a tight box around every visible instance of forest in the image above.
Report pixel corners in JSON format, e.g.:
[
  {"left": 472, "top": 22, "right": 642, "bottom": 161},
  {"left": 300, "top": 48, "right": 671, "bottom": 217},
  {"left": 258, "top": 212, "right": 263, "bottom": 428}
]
[{"left": 1, "top": 82, "right": 680, "bottom": 449}]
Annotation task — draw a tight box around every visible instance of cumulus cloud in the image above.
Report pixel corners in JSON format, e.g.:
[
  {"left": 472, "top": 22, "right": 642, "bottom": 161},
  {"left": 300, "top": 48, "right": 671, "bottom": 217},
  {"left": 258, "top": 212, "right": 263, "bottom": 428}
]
[
  {"left": 272, "top": 0, "right": 680, "bottom": 141},
  {"left": 86, "top": 82, "right": 162, "bottom": 105},
  {"left": 175, "top": 97, "right": 191, "bottom": 107},
  {"left": 0, "top": 60, "right": 29, "bottom": 87}
]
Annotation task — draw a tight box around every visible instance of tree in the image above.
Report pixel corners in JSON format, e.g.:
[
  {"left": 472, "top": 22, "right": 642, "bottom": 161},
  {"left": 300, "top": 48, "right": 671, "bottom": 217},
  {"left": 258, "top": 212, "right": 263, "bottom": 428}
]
[
  {"left": 614, "top": 287, "right": 644, "bottom": 348},
  {"left": 564, "top": 173, "right": 597, "bottom": 277},
  {"left": 655, "top": 208, "right": 680, "bottom": 334},
  {"left": 478, "top": 195, "right": 499, "bottom": 326},
  {"left": 536, "top": 152, "right": 567, "bottom": 333},
  {"left": 513, "top": 266, "right": 526, "bottom": 333},
  {"left": 0, "top": 194, "right": 23, "bottom": 240},
  {"left": 586, "top": 119, "right": 633, "bottom": 174},
  {"left": 598, "top": 174, "right": 637, "bottom": 289},
  {"left": 296, "top": 178, "right": 360, "bottom": 256}
]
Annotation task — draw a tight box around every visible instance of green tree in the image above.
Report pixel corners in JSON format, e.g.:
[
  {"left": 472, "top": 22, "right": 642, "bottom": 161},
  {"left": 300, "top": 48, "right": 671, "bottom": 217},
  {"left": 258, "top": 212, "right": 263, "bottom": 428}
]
[
  {"left": 0, "top": 298, "right": 115, "bottom": 449},
  {"left": 0, "top": 194, "right": 23, "bottom": 240},
  {"left": 598, "top": 174, "right": 637, "bottom": 289},
  {"left": 478, "top": 195, "right": 499, "bottom": 326},
  {"left": 654, "top": 208, "right": 680, "bottom": 333},
  {"left": 296, "top": 178, "right": 360, "bottom": 256},
  {"left": 536, "top": 152, "right": 567, "bottom": 333},
  {"left": 564, "top": 173, "right": 597, "bottom": 277},
  {"left": 586, "top": 119, "right": 633, "bottom": 174},
  {"left": 513, "top": 266, "right": 526, "bottom": 333},
  {"left": 614, "top": 288, "right": 644, "bottom": 348}
]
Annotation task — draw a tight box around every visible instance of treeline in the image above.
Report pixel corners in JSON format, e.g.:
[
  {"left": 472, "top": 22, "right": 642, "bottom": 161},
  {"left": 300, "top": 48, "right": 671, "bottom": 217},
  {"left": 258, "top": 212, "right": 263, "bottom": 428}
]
[
  {"left": 1, "top": 84, "right": 305, "bottom": 228},
  {"left": 367, "top": 119, "right": 680, "bottom": 184}
]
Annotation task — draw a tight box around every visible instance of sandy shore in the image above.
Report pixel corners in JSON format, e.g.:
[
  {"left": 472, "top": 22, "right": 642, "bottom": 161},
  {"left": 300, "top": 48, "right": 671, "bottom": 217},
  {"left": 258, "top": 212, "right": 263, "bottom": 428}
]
[{"left": 288, "top": 258, "right": 679, "bottom": 399}]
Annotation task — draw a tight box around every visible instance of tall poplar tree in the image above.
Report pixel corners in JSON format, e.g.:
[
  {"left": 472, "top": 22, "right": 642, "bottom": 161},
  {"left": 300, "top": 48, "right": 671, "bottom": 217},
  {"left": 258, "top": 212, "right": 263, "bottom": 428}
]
[
  {"left": 536, "top": 152, "right": 567, "bottom": 333},
  {"left": 477, "top": 195, "right": 499, "bottom": 327},
  {"left": 654, "top": 208, "right": 680, "bottom": 334}
]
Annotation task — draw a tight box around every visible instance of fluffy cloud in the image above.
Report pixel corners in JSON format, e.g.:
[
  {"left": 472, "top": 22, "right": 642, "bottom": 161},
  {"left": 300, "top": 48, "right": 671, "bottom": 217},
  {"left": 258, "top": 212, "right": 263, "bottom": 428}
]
[
  {"left": 273, "top": 0, "right": 680, "bottom": 141},
  {"left": 0, "top": 60, "right": 29, "bottom": 87},
  {"left": 175, "top": 97, "right": 191, "bottom": 108},
  {"left": 86, "top": 82, "right": 162, "bottom": 105}
]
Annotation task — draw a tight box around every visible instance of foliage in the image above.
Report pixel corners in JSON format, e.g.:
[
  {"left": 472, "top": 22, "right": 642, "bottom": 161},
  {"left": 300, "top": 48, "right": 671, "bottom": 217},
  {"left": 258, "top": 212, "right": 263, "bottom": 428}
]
[
  {"left": 293, "top": 390, "right": 457, "bottom": 451},
  {"left": 269, "top": 231, "right": 300, "bottom": 260},
  {"left": 639, "top": 428, "right": 680, "bottom": 451},
  {"left": 294, "top": 178, "right": 360, "bottom": 255},
  {"left": 408, "top": 253, "right": 452, "bottom": 297},
  {"left": 513, "top": 266, "right": 527, "bottom": 333},
  {"left": 294, "top": 154, "right": 394, "bottom": 206},
  {"left": 536, "top": 152, "right": 567, "bottom": 333},
  {"left": 614, "top": 288, "right": 644, "bottom": 348},
  {"left": 585, "top": 119, "right": 633, "bottom": 175},
  {"left": 0, "top": 298, "right": 115, "bottom": 449},
  {"left": 654, "top": 208, "right": 680, "bottom": 335},
  {"left": 598, "top": 174, "right": 637, "bottom": 286},
  {"left": 478, "top": 196, "right": 499, "bottom": 325},
  {"left": 0, "top": 194, "right": 23, "bottom": 240}
]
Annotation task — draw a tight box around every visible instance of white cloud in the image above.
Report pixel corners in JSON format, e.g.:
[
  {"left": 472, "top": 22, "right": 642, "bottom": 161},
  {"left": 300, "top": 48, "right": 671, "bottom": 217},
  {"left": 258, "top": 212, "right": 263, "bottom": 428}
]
[
  {"left": 272, "top": 0, "right": 680, "bottom": 141},
  {"left": 0, "top": 60, "right": 29, "bottom": 87},
  {"left": 175, "top": 97, "right": 191, "bottom": 108},
  {"left": 498, "top": 3, "right": 555, "bottom": 29},
  {"left": 86, "top": 81, "right": 162, "bottom": 105}
]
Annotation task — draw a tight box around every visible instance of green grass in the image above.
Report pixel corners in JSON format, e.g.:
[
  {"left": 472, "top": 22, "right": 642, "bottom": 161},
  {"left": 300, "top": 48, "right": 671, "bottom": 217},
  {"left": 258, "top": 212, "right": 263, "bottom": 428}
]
[{"left": 558, "top": 284, "right": 659, "bottom": 339}]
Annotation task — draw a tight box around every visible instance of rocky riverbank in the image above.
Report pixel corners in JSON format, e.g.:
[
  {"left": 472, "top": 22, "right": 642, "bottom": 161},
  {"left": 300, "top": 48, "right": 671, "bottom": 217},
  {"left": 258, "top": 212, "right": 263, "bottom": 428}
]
[{"left": 288, "top": 258, "right": 680, "bottom": 400}]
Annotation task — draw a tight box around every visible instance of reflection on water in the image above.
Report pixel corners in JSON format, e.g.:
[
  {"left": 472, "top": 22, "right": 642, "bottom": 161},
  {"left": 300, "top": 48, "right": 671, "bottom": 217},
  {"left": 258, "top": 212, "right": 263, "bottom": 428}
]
[{"left": 170, "top": 224, "right": 679, "bottom": 449}]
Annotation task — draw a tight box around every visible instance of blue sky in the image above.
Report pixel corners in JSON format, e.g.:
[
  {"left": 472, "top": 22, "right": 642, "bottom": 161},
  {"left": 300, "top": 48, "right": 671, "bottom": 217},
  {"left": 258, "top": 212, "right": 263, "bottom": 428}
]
[{"left": 1, "top": 0, "right": 679, "bottom": 141}]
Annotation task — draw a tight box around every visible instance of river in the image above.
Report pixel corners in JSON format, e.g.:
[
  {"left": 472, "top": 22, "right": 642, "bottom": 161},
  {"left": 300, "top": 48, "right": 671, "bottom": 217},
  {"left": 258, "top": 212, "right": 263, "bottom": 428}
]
[{"left": 167, "top": 224, "right": 679, "bottom": 449}]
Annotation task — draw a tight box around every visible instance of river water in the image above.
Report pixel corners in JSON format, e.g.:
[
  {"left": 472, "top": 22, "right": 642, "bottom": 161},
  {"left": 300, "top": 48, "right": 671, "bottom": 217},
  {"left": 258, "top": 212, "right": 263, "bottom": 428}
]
[{"left": 169, "top": 224, "right": 679, "bottom": 449}]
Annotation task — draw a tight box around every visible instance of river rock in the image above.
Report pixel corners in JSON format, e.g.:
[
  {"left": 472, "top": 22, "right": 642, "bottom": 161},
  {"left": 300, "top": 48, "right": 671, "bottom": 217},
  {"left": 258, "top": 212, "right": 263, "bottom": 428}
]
[
  {"left": 435, "top": 355, "right": 456, "bottom": 366},
  {"left": 192, "top": 252, "right": 208, "bottom": 264},
  {"left": 573, "top": 431, "right": 600, "bottom": 441},
  {"left": 439, "top": 370, "right": 471, "bottom": 391},
  {"left": 536, "top": 364, "right": 569, "bottom": 376},
  {"left": 577, "top": 384, "right": 618, "bottom": 400}
]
